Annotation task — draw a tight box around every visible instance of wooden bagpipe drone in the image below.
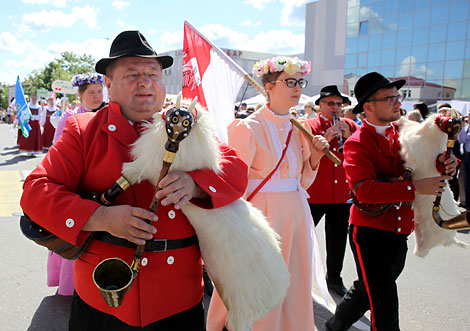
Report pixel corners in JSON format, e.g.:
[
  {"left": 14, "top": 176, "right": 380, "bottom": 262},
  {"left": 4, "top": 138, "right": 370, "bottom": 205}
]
[{"left": 398, "top": 109, "right": 469, "bottom": 257}]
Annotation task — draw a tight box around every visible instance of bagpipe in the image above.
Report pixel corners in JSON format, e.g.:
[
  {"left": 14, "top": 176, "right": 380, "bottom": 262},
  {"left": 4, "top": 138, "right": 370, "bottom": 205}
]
[
  {"left": 398, "top": 110, "right": 469, "bottom": 257},
  {"left": 22, "top": 95, "right": 290, "bottom": 331}
]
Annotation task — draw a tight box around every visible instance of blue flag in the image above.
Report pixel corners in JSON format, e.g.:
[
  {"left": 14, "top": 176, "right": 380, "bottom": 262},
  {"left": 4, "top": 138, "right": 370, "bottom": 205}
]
[{"left": 14, "top": 75, "right": 32, "bottom": 138}]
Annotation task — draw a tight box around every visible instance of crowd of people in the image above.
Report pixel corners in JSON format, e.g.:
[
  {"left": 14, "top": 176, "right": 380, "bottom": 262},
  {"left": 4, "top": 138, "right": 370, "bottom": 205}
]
[
  {"left": 17, "top": 30, "right": 463, "bottom": 331},
  {"left": 6, "top": 93, "right": 72, "bottom": 156}
]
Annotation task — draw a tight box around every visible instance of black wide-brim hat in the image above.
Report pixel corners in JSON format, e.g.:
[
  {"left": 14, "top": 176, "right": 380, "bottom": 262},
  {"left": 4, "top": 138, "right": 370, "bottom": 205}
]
[
  {"left": 95, "top": 30, "right": 173, "bottom": 75},
  {"left": 315, "top": 85, "right": 350, "bottom": 105},
  {"left": 352, "top": 72, "right": 406, "bottom": 114}
]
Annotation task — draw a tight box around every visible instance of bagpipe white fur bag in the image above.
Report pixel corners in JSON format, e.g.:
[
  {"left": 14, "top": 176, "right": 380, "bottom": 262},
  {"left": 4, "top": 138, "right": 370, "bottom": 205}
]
[
  {"left": 398, "top": 113, "right": 468, "bottom": 257},
  {"left": 121, "top": 103, "right": 290, "bottom": 331}
]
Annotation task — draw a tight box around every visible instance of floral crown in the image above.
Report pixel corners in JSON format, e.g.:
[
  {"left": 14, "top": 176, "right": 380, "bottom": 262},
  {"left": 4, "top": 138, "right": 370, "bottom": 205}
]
[
  {"left": 71, "top": 72, "right": 105, "bottom": 87},
  {"left": 252, "top": 56, "right": 311, "bottom": 77}
]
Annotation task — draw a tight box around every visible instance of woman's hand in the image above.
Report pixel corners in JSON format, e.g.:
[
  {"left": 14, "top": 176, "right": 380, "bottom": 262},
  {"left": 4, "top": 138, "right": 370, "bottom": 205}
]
[{"left": 308, "top": 135, "right": 329, "bottom": 169}]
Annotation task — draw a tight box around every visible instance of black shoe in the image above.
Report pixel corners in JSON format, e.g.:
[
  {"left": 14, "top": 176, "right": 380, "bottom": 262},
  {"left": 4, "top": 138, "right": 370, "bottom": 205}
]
[
  {"left": 327, "top": 282, "right": 347, "bottom": 297},
  {"left": 325, "top": 316, "right": 350, "bottom": 331}
]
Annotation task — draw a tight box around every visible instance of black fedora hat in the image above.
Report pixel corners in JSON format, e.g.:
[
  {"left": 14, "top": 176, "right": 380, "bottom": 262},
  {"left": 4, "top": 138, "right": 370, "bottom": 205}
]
[
  {"left": 352, "top": 72, "right": 406, "bottom": 114},
  {"left": 315, "top": 85, "right": 350, "bottom": 105},
  {"left": 95, "top": 30, "right": 173, "bottom": 75}
]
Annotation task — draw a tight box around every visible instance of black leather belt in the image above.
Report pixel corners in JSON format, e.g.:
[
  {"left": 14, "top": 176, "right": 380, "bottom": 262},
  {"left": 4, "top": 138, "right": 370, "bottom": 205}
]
[{"left": 94, "top": 232, "right": 198, "bottom": 252}]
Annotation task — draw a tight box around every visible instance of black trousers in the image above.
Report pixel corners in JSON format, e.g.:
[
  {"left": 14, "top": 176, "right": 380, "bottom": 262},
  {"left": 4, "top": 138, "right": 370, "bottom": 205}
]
[
  {"left": 462, "top": 154, "right": 470, "bottom": 210},
  {"left": 69, "top": 291, "right": 205, "bottom": 331},
  {"left": 309, "top": 203, "right": 350, "bottom": 283},
  {"left": 327, "top": 225, "right": 408, "bottom": 331}
]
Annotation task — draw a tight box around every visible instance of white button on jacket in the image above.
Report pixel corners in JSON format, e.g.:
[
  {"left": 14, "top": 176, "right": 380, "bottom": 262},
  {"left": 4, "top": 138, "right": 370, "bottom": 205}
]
[{"left": 65, "top": 218, "right": 75, "bottom": 228}]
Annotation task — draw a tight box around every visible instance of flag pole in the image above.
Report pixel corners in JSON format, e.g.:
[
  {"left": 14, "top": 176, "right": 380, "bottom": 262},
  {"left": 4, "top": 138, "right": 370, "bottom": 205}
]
[
  {"left": 184, "top": 20, "right": 267, "bottom": 98},
  {"left": 244, "top": 74, "right": 267, "bottom": 97}
]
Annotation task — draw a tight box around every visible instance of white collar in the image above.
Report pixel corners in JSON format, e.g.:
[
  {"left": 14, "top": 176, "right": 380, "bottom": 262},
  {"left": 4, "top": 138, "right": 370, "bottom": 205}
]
[
  {"left": 265, "top": 104, "right": 291, "bottom": 119},
  {"left": 365, "top": 119, "right": 392, "bottom": 138}
]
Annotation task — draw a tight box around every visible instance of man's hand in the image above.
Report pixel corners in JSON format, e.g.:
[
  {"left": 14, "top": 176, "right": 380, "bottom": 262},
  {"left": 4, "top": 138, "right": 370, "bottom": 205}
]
[
  {"left": 413, "top": 175, "right": 453, "bottom": 196},
  {"left": 438, "top": 153, "right": 458, "bottom": 176},
  {"left": 324, "top": 121, "right": 351, "bottom": 142},
  {"left": 155, "top": 171, "right": 209, "bottom": 209},
  {"left": 84, "top": 205, "right": 158, "bottom": 245}
]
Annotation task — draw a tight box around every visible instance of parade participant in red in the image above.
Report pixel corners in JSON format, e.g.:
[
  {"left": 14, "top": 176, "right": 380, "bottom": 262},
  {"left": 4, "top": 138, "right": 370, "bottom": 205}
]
[
  {"left": 19, "top": 93, "right": 43, "bottom": 156},
  {"left": 306, "top": 85, "right": 359, "bottom": 296},
  {"left": 20, "top": 30, "right": 247, "bottom": 330},
  {"left": 325, "top": 72, "right": 458, "bottom": 331},
  {"left": 41, "top": 94, "right": 59, "bottom": 150}
]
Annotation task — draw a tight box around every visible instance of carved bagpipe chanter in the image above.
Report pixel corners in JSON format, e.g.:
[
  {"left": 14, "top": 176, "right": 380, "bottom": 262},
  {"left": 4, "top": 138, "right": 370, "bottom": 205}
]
[
  {"left": 90, "top": 96, "right": 288, "bottom": 331},
  {"left": 398, "top": 110, "right": 469, "bottom": 257}
]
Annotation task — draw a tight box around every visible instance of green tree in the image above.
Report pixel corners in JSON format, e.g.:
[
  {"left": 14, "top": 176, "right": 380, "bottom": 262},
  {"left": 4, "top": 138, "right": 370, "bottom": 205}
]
[
  {"left": 0, "top": 83, "right": 8, "bottom": 109},
  {"left": 23, "top": 51, "right": 95, "bottom": 97}
]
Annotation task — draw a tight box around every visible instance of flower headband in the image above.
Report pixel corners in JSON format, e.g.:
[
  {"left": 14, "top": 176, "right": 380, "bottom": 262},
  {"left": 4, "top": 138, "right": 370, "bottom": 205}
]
[
  {"left": 71, "top": 72, "right": 105, "bottom": 87},
  {"left": 252, "top": 56, "right": 311, "bottom": 77}
]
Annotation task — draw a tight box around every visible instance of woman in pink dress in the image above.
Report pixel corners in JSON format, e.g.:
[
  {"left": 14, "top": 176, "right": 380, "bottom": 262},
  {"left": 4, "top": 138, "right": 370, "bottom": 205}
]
[
  {"left": 207, "top": 57, "right": 329, "bottom": 330},
  {"left": 47, "top": 72, "right": 104, "bottom": 296}
]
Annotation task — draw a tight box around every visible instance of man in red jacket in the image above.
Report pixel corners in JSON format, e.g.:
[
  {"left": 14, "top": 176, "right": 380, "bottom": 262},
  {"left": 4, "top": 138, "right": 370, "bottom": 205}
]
[
  {"left": 325, "top": 72, "right": 457, "bottom": 331},
  {"left": 306, "top": 85, "right": 359, "bottom": 296},
  {"left": 20, "top": 30, "right": 247, "bottom": 330}
]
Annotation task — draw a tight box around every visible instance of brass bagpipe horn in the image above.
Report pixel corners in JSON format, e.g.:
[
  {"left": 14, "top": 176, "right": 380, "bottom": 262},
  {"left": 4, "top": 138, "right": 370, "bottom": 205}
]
[
  {"left": 93, "top": 94, "right": 197, "bottom": 308},
  {"left": 432, "top": 114, "right": 470, "bottom": 230}
]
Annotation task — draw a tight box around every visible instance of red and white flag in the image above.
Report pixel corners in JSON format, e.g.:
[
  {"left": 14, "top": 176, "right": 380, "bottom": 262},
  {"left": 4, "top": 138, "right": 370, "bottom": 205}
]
[{"left": 182, "top": 21, "right": 246, "bottom": 142}]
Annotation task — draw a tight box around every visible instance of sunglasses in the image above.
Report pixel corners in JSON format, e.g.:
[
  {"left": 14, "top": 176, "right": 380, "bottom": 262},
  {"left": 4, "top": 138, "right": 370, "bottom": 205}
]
[
  {"left": 320, "top": 101, "right": 343, "bottom": 107},
  {"left": 270, "top": 78, "right": 308, "bottom": 89}
]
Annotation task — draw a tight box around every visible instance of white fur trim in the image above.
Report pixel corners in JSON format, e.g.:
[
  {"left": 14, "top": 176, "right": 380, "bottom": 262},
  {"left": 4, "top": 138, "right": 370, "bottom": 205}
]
[
  {"left": 122, "top": 105, "right": 221, "bottom": 185},
  {"left": 183, "top": 200, "right": 289, "bottom": 331},
  {"left": 399, "top": 114, "right": 468, "bottom": 257}
]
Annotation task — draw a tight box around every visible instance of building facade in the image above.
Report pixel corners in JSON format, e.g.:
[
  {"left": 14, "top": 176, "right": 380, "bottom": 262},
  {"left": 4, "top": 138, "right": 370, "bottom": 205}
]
[{"left": 305, "top": 0, "right": 470, "bottom": 103}]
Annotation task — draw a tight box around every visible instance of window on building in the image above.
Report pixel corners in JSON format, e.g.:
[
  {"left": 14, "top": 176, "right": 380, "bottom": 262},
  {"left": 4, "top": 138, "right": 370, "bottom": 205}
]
[{"left": 359, "top": 21, "right": 369, "bottom": 35}]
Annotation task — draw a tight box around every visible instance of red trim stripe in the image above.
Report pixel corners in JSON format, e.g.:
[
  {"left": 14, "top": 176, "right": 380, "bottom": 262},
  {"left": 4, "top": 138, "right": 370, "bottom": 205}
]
[{"left": 352, "top": 226, "right": 377, "bottom": 331}]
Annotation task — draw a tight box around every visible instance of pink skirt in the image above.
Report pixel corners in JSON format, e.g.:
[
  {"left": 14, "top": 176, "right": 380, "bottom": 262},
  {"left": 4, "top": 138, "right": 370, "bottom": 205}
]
[{"left": 47, "top": 251, "right": 74, "bottom": 296}]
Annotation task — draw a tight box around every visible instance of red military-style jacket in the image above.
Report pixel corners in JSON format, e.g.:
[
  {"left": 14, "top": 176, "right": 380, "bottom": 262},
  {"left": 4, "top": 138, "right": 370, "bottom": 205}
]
[
  {"left": 20, "top": 101, "right": 248, "bottom": 327},
  {"left": 343, "top": 121, "right": 415, "bottom": 234},
  {"left": 306, "top": 115, "right": 359, "bottom": 204}
]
